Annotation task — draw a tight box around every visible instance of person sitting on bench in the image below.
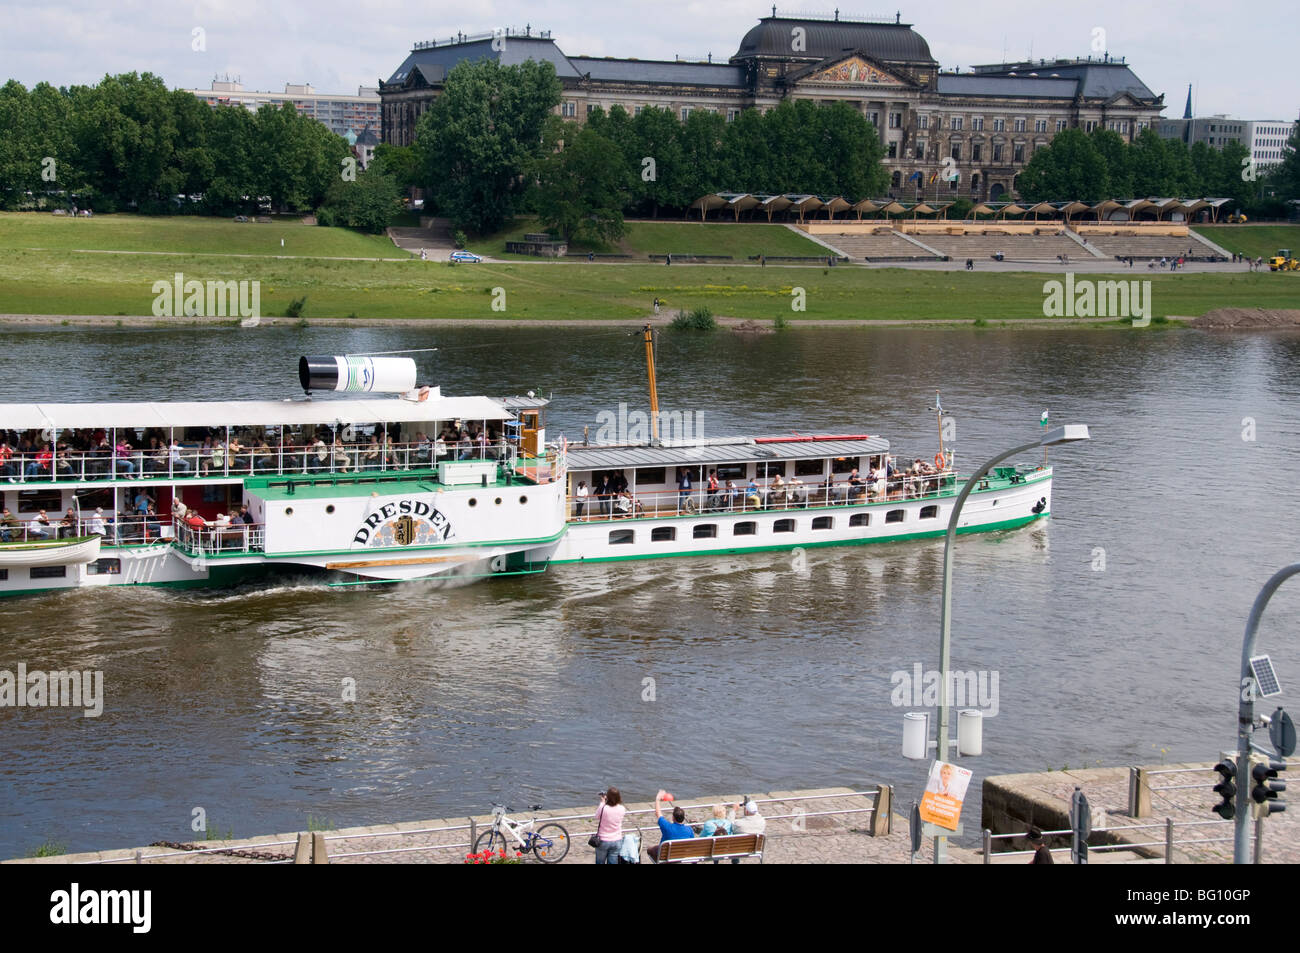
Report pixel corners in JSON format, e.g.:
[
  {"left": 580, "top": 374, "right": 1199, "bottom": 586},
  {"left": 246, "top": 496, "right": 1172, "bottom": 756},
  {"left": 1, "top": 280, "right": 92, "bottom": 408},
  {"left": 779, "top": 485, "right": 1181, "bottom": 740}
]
[{"left": 647, "top": 789, "right": 693, "bottom": 863}]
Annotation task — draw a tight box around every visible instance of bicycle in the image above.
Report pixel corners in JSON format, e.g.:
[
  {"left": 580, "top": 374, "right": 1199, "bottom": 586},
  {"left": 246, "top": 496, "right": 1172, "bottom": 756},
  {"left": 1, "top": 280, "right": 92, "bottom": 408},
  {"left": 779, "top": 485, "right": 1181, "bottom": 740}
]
[{"left": 475, "top": 805, "right": 570, "bottom": 863}]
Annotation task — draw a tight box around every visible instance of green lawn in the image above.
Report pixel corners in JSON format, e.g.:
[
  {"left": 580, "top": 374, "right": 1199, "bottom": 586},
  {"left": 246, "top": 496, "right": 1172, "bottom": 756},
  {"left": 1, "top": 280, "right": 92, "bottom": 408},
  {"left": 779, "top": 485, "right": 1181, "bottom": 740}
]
[
  {"left": 1, "top": 244, "right": 1296, "bottom": 322},
  {"left": 1194, "top": 224, "right": 1300, "bottom": 259},
  {"left": 0, "top": 212, "right": 406, "bottom": 259},
  {"left": 475, "top": 218, "right": 830, "bottom": 260}
]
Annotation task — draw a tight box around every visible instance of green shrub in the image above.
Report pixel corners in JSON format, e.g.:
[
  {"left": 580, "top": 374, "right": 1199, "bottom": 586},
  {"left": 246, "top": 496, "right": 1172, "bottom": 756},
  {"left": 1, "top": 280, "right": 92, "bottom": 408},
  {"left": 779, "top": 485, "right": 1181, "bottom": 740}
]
[
  {"left": 284, "top": 296, "right": 307, "bottom": 318},
  {"left": 670, "top": 307, "right": 716, "bottom": 331},
  {"left": 26, "top": 840, "right": 68, "bottom": 858}
]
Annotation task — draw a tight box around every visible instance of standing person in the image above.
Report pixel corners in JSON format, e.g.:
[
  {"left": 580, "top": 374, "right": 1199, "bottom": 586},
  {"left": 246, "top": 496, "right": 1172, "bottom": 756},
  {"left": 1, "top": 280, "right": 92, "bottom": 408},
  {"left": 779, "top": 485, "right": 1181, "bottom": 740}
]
[
  {"left": 647, "top": 789, "right": 693, "bottom": 863},
  {"left": 1026, "top": 826, "right": 1053, "bottom": 864},
  {"left": 677, "top": 468, "right": 692, "bottom": 510},
  {"left": 593, "top": 788, "right": 627, "bottom": 865},
  {"left": 574, "top": 480, "right": 588, "bottom": 520}
]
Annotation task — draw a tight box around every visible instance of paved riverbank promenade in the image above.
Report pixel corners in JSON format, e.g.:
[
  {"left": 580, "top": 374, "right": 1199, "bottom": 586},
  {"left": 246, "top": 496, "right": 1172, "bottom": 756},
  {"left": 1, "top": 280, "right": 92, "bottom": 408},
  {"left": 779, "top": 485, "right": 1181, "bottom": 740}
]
[{"left": 7, "top": 766, "right": 1297, "bottom": 864}]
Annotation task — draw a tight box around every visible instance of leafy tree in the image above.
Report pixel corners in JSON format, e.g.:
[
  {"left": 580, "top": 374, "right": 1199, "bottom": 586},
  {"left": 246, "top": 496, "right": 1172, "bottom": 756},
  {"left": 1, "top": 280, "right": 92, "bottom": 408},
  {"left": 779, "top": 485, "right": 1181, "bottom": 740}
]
[
  {"left": 629, "top": 106, "right": 687, "bottom": 216},
  {"left": 414, "top": 58, "right": 561, "bottom": 234},
  {"left": 317, "top": 167, "right": 402, "bottom": 232},
  {"left": 534, "top": 122, "right": 629, "bottom": 243},
  {"left": 370, "top": 143, "right": 419, "bottom": 191},
  {"left": 1089, "top": 128, "right": 1130, "bottom": 196},
  {"left": 1016, "top": 129, "right": 1107, "bottom": 201}
]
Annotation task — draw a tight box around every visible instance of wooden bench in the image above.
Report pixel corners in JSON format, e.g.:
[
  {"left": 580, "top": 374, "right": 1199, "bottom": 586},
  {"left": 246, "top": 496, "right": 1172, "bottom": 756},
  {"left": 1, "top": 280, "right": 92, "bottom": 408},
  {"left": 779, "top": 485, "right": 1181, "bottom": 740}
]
[{"left": 656, "top": 833, "right": 765, "bottom": 864}]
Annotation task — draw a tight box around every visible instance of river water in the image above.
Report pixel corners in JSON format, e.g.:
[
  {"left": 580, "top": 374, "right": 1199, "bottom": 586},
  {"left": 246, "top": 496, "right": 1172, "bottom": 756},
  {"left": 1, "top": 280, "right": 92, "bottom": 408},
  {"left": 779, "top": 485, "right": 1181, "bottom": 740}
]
[{"left": 1, "top": 324, "right": 1298, "bottom": 857}]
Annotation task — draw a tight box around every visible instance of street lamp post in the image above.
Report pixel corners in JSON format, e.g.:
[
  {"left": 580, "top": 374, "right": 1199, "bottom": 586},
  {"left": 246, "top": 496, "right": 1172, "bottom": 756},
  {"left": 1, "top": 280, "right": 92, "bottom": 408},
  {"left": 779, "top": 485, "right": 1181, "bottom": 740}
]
[
  {"left": 933, "top": 424, "right": 1090, "bottom": 864},
  {"left": 1233, "top": 562, "right": 1300, "bottom": 864}
]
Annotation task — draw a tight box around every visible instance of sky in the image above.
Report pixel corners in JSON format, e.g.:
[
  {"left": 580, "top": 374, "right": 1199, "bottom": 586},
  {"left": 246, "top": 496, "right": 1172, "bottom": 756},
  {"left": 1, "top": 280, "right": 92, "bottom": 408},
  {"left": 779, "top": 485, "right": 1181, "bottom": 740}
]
[{"left": 1, "top": 0, "right": 1296, "bottom": 121}]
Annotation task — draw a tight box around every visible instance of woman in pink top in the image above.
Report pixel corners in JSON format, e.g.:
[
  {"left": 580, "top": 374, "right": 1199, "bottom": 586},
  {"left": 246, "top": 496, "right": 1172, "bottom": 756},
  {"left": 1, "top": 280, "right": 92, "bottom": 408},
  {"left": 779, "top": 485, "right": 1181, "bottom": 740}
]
[{"left": 593, "top": 787, "right": 627, "bottom": 864}]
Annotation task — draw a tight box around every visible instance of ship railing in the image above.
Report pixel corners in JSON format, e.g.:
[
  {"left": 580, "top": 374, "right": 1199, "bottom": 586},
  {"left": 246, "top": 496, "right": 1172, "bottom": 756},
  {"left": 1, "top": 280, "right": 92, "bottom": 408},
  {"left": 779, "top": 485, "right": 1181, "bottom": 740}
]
[
  {"left": 0, "top": 515, "right": 171, "bottom": 546},
  {"left": 566, "top": 471, "right": 961, "bottom": 521},
  {"left": 0, "top": 438, "right": 519, "bottom": 484},
  {"left": 171, "top": 518, "right": 265, "bottom": 556}
]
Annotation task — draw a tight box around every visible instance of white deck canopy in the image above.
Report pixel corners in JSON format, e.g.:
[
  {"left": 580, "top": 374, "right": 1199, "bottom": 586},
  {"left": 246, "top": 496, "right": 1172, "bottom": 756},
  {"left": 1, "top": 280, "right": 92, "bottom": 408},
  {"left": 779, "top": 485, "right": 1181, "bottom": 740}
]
[{"left": 0, "top": 395, "right": 513, "bottom": 432}]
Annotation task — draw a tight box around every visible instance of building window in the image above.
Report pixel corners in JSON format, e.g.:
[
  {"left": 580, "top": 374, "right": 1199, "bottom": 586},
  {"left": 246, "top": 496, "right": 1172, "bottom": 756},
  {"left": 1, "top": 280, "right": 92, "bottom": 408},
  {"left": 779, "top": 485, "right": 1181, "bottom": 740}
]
[
  {"left": 993, "top": 119, "right": 1005, "bottom": 132},
  {"left": 972, "top": 143, "right": 982, "bottom": 162},
  {"left": 0, "top": 568, "right": 8, "bottom": 580},
  {"left": 727, "top": 109, "right": 738, "bottom": 122},
  {"left": 919, "top": 115, "right": 929, "bottom": 129},
  {"left": 950, "top": 143, "right": 961, "bottom": 161},
  {"left": 1014, "top": 118, "right": 1026, "bottom": 132},
  {"left": 773, "top": 519, "right": 796, "bottom": 533},
  {"left": 1034, "top": 119, "right": 1047, "bottom": 133},
  {"left": 949, "top": 177, "right": 958, "bottom": 190},
  {"left": 635, "top": 105, "right": 644, "bottom": 116},
  {"left": 993, "top": 144, "right": 1003, "bottom": 162},
  {"left": 891, "top": 171, "right": 901, "bottom": 187},
  {"left": 889, "top": 112, "right": 902, "bottom": 128},
  {"left": 1014, "top": 144, "right": 1025, "bottom": 163},
  {"left": 849, "top": 513, "right": 869, "bottom": 527},
  {"left": 651, "top": 527, "right": 676, "bottom": 542},
  {"left": 587, "top": 104, "right": 597, "bottom": 116},
  {"left": 887, "top": 142, "right": 897, "bottom": 158},
  {"left": 1056, "top": 119, "right": 1067, "bottom": 132},
  {"left": 693, "top": 524, "right": 717, "bottom": 539},
  {"left": 1085, "top": 120, "right": 1097, "bottom": 132},
  {"left": 867, "top": 111, "right": 879, "bottom": 126},
  {"left": 972, "top": 117, "right": 984, "bottom": 131},
  {"left": 680, "top": 107, "right": 691, "bottom": 121},
  {"left": 609, "top": 529, "right": 634, "bottom": 545},
  {"left": 916, "top": 142, "right": 926, "bottom": 160},
  {"left": 885, "top": 509, "right": 905, "bottom": 524},
  {"left": 812, "top": 516, "right": 833, "bottom": 530},
  {"left": 561, "top": 101, "right": 576, "bottom": 118},
  {"left": 733, "top": 521, "right": 757, "bottom": 536},
  {"left": 951, "top": 116, "right": 963, "bottom": 131}
]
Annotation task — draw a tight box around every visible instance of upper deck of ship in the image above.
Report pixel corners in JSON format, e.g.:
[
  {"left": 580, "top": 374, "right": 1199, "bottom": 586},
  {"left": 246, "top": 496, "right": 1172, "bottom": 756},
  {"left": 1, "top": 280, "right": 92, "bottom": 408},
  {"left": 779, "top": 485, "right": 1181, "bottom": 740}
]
[{"left": 564, "top": 433, "right": 891, "bottom": 472}]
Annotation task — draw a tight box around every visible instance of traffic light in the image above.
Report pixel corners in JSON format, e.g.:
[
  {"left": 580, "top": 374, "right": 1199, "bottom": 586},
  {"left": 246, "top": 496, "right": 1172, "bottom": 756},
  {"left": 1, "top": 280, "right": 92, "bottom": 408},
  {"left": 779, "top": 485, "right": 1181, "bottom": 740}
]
[
  {"left": 1212, "top": 760, "right": 1236, "bottom": 820},
  {"left": 1250, "top": 757, "right": 1287, "bottom": 819}
]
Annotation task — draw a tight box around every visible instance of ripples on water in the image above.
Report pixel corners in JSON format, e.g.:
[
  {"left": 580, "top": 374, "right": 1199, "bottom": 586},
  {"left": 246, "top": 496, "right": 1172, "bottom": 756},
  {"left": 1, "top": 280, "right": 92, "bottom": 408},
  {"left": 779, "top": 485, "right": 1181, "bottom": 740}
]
[{"left": 1, "top": 325, "right": 1298, "bottom": 855}]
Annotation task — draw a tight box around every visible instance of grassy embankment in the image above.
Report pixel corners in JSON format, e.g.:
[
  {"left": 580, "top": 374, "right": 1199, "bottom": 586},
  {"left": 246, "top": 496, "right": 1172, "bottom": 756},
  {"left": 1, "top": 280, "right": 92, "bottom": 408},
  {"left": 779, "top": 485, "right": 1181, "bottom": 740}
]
[
  {"left": 1, "top": 213, "right": 1295, "bottom": 323},
  {"left": 476, "top": 218, "right": 831, "bottom": 260},
  {"left": 1194, "top": 225, "right": 1300, "bottom": 260}
]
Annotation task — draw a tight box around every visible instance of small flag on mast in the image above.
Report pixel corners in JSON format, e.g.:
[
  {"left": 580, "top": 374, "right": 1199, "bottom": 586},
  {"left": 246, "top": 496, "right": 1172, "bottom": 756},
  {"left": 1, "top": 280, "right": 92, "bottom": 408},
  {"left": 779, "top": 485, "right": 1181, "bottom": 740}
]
[{"left": 1040, "top": 410, "right": 1049, "bottom": 428}]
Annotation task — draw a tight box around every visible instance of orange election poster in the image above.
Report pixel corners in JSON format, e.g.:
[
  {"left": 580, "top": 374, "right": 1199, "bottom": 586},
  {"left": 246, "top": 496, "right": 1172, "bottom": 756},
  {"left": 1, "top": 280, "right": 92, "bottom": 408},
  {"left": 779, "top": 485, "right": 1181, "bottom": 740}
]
[{"left": 918, "top": 760, "right": 973, "bottom": 831}]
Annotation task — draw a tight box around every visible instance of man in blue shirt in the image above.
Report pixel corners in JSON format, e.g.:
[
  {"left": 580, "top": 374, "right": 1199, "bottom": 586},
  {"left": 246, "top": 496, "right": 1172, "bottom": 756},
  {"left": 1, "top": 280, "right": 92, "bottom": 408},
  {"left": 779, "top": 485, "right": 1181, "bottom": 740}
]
[{"left": 649, "top": 789, "right": 693, "bottom": 862}]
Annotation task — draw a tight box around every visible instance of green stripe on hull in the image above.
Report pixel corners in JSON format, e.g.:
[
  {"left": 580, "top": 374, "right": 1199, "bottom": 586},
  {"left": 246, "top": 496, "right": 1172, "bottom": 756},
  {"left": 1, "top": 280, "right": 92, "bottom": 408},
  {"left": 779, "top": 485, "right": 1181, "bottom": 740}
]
[{"left": 549, "top": 512, "right": 1049, "bottom": 565}]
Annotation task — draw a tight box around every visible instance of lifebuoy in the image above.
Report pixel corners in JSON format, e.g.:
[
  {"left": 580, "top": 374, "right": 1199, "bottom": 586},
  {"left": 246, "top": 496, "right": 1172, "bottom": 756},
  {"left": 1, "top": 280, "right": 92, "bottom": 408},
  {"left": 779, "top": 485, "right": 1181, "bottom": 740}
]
[{"left": 934, "top": 452, "right": 945, "bottom": 470}]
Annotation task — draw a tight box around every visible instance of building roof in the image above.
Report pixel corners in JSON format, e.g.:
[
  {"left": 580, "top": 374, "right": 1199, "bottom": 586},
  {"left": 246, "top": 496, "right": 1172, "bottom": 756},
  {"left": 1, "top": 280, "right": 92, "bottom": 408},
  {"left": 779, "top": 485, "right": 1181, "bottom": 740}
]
[
  {"left": 385, "top": 36, "right": 582, "bottom": 87},
  {"left": 568, "top": 57, "right": 747, "bottom": 88},
  {"left": 565, "top": 435, "right": 890, "bottom": 471},
  {"left": 733, "top": 15, "right": 935, "bottom": 65},
  {"left": 937, "top": 75, "right": 1078, "bottom": 99},
  {"left": 967, "top": 61, "right": 1159, "bottom": 104}
]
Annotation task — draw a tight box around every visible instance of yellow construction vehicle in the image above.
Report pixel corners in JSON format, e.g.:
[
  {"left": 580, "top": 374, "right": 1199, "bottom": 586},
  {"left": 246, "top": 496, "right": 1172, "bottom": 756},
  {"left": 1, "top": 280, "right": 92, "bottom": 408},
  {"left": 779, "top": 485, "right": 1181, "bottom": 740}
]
[
  {"left": 1227, "top": 212, "right": 1248, "bottom": 223},
  {"left": 1268, "top": 248, "right": 1298, "bottom": 271}
]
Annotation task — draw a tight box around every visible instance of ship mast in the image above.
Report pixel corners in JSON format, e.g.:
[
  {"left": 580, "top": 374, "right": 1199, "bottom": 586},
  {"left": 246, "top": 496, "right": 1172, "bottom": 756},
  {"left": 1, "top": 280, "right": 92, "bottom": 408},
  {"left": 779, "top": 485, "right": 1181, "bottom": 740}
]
[{"left": 643, "top": 324, "right": 659, "bottom": 444}]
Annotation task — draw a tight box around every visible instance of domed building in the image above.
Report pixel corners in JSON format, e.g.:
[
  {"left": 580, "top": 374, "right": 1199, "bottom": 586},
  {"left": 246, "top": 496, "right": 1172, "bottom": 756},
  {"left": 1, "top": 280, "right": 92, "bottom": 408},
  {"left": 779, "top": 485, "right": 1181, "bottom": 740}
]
[{"left": 380, "top": 11, "right": 1165, "bottom": 201}]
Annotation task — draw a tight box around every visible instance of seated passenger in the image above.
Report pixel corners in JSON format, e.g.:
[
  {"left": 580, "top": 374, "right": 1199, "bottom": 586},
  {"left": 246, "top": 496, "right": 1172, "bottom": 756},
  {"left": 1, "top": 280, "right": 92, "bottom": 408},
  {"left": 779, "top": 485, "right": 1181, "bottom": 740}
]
[
  {"left": 0, "top": 506, "right": 19, "bottom": 540},
  {"left": 28, "top": 510, "right": 53, "bottom": 540},
  {"left": 698, "top": 804, "right": 734, "bottom": 838}
]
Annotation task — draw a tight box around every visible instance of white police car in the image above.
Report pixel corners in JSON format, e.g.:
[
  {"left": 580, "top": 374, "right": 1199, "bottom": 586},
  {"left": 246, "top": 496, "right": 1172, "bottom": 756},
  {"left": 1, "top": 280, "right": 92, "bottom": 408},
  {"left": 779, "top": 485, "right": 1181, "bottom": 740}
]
[{"left": 449, "top": 250, "right": 482, "bottom": 263}]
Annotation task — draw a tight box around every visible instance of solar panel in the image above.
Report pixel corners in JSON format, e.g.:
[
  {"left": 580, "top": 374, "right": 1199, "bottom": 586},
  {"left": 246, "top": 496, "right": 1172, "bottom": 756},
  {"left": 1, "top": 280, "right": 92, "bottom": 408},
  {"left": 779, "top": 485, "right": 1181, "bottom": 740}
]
[{"left": 1250, "top": 655, "right": 1282, "bottom": 698}]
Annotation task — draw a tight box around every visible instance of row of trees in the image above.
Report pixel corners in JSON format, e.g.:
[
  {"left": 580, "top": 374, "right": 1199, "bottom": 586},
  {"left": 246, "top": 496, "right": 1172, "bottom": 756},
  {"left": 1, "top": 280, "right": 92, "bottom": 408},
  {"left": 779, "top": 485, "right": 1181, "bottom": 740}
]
[
  {"left": 1017, "top": 126, "right": 1293, "bottom": 210},
  {"left": 0, "top": 73, "right": 357, "bottom": 215},
  {"left": 410, "top": 59, "right": 891, "bottom": 240}
]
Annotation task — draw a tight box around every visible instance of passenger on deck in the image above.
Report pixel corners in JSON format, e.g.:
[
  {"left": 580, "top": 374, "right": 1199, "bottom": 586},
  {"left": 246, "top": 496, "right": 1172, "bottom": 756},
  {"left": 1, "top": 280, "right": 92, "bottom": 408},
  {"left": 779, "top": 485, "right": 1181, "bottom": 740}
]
[
  {"left": 28, "top": 510, "right": 53, "bottom": 540},
  {"left": 169, "top": 439, "right": 191, "bottom": 474},
  {"left": 59, "top": 507, "right": 78, "bottom": 538},
  {"left": 745, "top": 477, "right": 761, "bottom": 510},
  {"left": 574, "top": 480, "right": 588, "bottom": 519},
  {"left": 0, "top": 440, "right": 13, "bottom": 479},
  {"left": 0, "top": 506, "right": 19, "bottom": 540},
  {"left": 415, "top": 432, "right": 432, "bottom": 465},
  {"left": 144, "top": 504, "right": 162, "bottom": 539},
  {"left": 361, "top": 436, "right": 381, "bottom": 471},
  {"left": 331, "top": 438, "right": 351, "bottom": 472},
  {"left": 677, "top": 469, "right": 692, "bottom": 509},
  {"left": 88, "top": 507, "right": 106, "bottom": 536},
  {"left": 706, "top": 470, "right": 720, "bottom": 511},
  {"left": 114, "top": 440, "right": 136, "bottom": 477},
  {"left": 789, "top": 477, "right": 808, "bottom": 507},
  {"left": 770, "top": 472, "right": 786, "bottom": 507},
  {"left": 726, "top": 479, "right": 740, "bottom": 510}
]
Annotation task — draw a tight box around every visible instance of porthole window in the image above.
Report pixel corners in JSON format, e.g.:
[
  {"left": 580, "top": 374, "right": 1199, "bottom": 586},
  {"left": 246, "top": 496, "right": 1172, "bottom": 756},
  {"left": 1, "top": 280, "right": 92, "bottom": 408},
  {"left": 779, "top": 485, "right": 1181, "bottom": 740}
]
[
  {"left": 469, "top": 498, "right": 477, "bottom": 507},
  {"left": 495, "top": 497, "right": 502, "bottom": 505},
  {"left": 326, "top": 505, "right": 335, "bottom": 514},
  {"left": 285, "top": 507, "right": 294, "bottom": 516},
  {"left": 519, "top": 495, "right": 528, "bottom": 504}
]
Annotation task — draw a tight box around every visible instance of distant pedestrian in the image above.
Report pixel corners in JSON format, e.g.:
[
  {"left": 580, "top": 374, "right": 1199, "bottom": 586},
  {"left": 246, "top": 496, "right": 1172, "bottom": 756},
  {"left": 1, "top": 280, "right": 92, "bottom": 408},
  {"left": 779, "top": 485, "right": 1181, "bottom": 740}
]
[
  {"left": 1026, "top": 826, "right": 1053, "bottom": 864},
  {"left": 965, "top": 258, "right": 973, "bottom": 270},
  {"left": 653, "top": 297, "right": 660, "bottom": 314}
]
